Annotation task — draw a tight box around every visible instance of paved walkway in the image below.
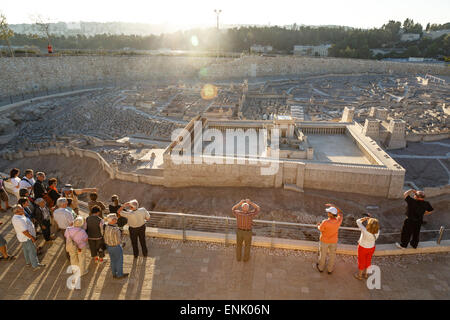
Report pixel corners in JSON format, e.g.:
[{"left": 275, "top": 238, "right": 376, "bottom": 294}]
[{"left": 1, "top": 212, "right": 449, "bottom": 300}]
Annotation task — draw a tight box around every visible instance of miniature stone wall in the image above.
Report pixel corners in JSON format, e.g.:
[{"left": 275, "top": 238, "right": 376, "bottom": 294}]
[
  {"left": 0, "top": 141, "right": 406, "bottom": 198},
  {"left": 162, "top": 153, "right": 404, "bottom": 199},
  {"left": 0, "top": 146, "right": 165, "bottom": 186},
  {"left": 405, "top": 132, "right": 450, "bottom": 142}
]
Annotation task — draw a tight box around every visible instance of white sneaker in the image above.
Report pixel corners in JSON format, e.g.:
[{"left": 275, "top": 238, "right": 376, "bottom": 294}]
[{"left": 395, "top": 242, "right": 406, "bottom": 250}]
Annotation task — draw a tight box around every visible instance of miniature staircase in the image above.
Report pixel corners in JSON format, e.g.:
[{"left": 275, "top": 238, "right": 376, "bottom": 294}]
[{"left": 283, "top": 183, "right": 304, "bottom": 193}]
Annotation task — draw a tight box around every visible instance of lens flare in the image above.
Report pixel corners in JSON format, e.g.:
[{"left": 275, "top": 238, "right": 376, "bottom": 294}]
[
  {"left": 190, "top": 35, "right": 199, "bottom": 47},
  {"left": 201, "top": 84, "right": 218, "bottom": 100}
]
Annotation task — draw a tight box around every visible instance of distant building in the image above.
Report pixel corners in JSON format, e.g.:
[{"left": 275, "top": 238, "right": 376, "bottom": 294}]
[
  {"left": 250, "top": 45, "right": 273, "bottom": 53},
  {"left": 370, "top": 48, "right": 406, "bottom": 56},
  {"left": 293, "top": 44, "right": 332, "bottom": 57},
  {"left": 423, "top": 29, "right": 450, "bottom": 40},
  {"left": 203, "top": 106, "right": 234, "bottom": 120},
  {"left": 400, "top": 33, "right": 421, "bottom": 42}
]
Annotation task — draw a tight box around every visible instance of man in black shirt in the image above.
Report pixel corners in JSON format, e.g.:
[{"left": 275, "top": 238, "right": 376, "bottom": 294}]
[
  {"left": 33, "top": 172, "right": 47, "bottom": 200},
  {"left": 396, "top": 189, "right": 434, "bottom": 249}
]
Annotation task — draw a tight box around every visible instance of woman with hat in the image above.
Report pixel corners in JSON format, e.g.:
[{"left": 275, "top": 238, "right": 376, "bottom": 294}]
[{"left": 65, "top": 216, "right": 89, "bottom": 277}]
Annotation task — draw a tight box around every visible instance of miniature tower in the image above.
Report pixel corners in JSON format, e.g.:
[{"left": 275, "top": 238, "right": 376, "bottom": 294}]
[
  {"left": 386, "top": 119, "right": 406, "bottom": 149},
  {"left": 362, "top": 119, "right": 380, "bottom": 140},
  {"left": 376, "top": 108, "right": 389, "bottom": 121},
  {"left": 341, "top": 106, "right": 355, "bottom": 122},
  {"left": 369, "top": 107, "right": 377, "bottom": 118}
]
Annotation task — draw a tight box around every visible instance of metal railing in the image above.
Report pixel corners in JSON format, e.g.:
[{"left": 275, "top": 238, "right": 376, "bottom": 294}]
[
  {"left": 77, "top": 201, "right": 448, "bottom": 246},
  {"left": 146, "top": 211, "right": 449, "bottom": 246}
]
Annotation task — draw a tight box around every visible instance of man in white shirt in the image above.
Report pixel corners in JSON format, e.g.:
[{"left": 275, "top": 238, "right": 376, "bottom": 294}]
[
  {"left": 11, "top": 205, "right": 45, "bottom": 269},
  {"left": 53, "top": 198, "right": 75, "bottom": 261},
  {"left": 117, "top": 200, "right": 150, "bottom": 258},
  {"left": 19, "top": 169, "right": 35, "bottom": 197},
  {"left": 53, "top": 198, "right": 75, "bottom": 230}
]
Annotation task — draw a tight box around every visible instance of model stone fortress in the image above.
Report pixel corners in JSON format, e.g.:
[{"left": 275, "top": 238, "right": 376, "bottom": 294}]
[{"left": 0, "top": 56, "right": 448, "bottom": 200}]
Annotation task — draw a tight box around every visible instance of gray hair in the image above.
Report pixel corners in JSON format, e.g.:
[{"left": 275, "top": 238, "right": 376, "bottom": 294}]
[
  {"left": 73, "top": 216, "right": 85, "bottom": 228},
  {"left": 56, "top": 197, "right": 68, "bottom": 207},
  {"left": 35, "top": 198, "right": 46, "bottom": 205},
  {"left": 36, "top": 172, "right": 45, "bottom": 177}
]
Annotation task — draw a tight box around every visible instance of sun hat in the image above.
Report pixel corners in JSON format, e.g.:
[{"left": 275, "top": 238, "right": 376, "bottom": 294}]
[{"left": 325, "top": 207, "right": 338, "bottom": 216}]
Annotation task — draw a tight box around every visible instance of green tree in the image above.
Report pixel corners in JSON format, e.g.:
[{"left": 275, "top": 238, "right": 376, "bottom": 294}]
[
  {"left": 406, "top": 45, "right": 420, "bottom": 57},
  {"left": 0, "top": 12, "right": 14, "bottom": 57}
]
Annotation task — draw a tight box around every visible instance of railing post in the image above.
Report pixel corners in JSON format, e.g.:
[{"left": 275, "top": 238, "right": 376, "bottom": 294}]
[
  {"left": 437, "top": 226, "right": 445, "bottom": 245},
  {"left": 182, "top": 215, "right": 186, "bottom": 242},
  {"left": 225, "top": 217, "right": 229, "bottom": 247},
  {"left": 270, "top": 221, "right": 276, "bottom": 249}
]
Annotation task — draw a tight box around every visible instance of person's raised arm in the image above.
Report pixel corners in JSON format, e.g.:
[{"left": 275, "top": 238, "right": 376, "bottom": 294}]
[
  {"left": 75, "top": 188, "right": 97, "bottom": 195},
  {"left": 232, "top": 200, "right": 245, "bottom": 212},
  {"left": 117, "top": 203, "right": 125, "bottom": 216},
  {"left": 356, "top": 217, "right": 369, "bottom": 230},
  {"left": 404, "top": 189, "right": 415, "bottom": 199},
  {"left": 246, "top": 199, "right": 260, "bottom": 215}
]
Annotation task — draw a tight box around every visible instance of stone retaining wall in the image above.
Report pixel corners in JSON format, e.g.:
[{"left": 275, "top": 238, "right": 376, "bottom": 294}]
[{"left": 1, "top": 55, "right": 448, "bottom": 97}]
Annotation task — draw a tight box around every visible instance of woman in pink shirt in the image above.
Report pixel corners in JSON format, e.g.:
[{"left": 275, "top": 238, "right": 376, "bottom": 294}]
[{"left": 65, "top": 216, "right": 89, "bottom": 277}]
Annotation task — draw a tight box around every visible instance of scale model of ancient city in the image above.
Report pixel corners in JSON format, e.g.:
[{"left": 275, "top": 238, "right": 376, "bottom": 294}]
[{"left": 0, "top": 18, "right": 449, "bottom": 300}]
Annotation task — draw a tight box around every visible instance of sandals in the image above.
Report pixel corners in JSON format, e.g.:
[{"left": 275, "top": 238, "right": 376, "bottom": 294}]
[{"left": 353, "top": 273, "right": 363, "bottom": 280}]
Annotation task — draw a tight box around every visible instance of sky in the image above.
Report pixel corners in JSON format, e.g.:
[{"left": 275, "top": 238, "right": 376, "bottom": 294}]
[{"left": 2, "top": 0, "right": 449, "bottom": 29}]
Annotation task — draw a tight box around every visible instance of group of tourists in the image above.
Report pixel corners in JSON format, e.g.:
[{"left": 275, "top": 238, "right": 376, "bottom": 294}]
[
  {"left": 0, "top": 168, "right": 150, "bottom": 283},
  {"left": 0, "top": 166, "right": 436, "bottom": 286}
]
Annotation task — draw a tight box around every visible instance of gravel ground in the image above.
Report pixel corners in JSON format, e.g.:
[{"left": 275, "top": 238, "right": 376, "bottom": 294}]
[
  {"left": 395, "top": 158, "right": 449, "bottom": 188},
  {"left": 389, "top": 141, "right": 450, "bottom": 157}
]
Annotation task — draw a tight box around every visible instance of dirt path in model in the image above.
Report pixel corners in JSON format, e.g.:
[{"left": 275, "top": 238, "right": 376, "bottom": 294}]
[{"left": 1, "top": 155, "right": 448, "bottom": 233}]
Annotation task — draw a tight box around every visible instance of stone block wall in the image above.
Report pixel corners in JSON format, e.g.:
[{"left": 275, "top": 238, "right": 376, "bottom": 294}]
[
  {"left": 162, "top": 153, "right": 404, "bottom": 198},
  {"left": 0, "top": 56, "right": 216, "bottom": 97},
  {"left": 1, "top": 55, "right": 449, "bottom": 97},
  {"left": 1, "top": 143, "right": 405, "bottom": 198},
  {"left": 0, "top": 146, "right": 164, "bottom": 186}
]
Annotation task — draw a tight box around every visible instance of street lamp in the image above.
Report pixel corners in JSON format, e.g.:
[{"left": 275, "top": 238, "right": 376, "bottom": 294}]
[
  {"left": 214, "top": 9, "right": 222, "bottom": 58},
  {"left": 214, "top": 9, "right": 221, "bottom": 30}
]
